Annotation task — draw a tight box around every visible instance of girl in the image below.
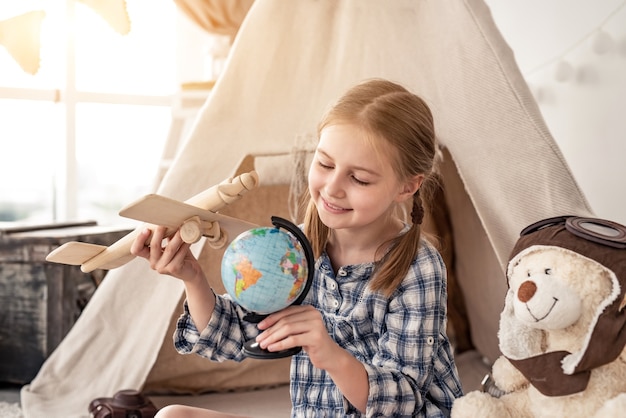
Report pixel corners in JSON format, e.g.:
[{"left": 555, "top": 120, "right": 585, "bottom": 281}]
[{"left": 131, "top": 78, "right": 463, "bottom": 417}]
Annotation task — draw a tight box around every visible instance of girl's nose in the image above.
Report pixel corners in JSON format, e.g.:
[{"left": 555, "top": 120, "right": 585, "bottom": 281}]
[{"left": 325, "top": 172, "right": 345, "bottom": 198}]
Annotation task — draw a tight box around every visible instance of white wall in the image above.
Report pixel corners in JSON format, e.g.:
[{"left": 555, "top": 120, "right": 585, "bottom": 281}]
[{"left": 484, "top": 0, "right": 626, "bottom": 225}]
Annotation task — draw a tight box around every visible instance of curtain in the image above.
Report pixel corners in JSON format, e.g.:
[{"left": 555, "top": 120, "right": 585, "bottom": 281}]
[
  {"left": 173, "top": 0, "right": 254, "bottom": 40},
  {"left": 0, "top": 11, "right": 45, "bottom": 75},
  {"left": 77, "top": 0, "right": 131, "bottom": 35}
]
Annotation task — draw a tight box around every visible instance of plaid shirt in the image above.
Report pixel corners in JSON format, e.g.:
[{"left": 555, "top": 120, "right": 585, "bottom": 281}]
[{"left": 174, "top": 239, "right": 463, "bottom": 417}]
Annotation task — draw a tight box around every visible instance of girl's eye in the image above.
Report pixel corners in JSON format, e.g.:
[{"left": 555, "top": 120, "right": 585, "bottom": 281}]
[
  {"left": 351, "top": 176, "right": 369, "bottom": 186},
  {"left": 317, "top": 161, "right": 333, "bottom": 169}
]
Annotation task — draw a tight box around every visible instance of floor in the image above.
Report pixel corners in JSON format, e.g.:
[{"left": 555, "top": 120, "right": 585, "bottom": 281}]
[
  {"left": 0, "top": 382, "right": 294, "bottom": 417},
  {"left": 0, "top": 383, "right": 21, "bottom": 418},
  {"left": 0, "top": 350, "right": 490, "bottom": 417},
  {"left": 0, "top": 384, "right": 20, "bottom": 405}
]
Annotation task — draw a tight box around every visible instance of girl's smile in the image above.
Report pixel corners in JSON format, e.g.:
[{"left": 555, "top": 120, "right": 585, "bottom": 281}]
[{"left": 320, "top": 196, "right": 351, "bottom": 214}]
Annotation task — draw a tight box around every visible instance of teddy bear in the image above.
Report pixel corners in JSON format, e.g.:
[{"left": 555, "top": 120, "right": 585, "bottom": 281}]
[{"left": 451, "top": 215, "right": 626, "bottom": 418}]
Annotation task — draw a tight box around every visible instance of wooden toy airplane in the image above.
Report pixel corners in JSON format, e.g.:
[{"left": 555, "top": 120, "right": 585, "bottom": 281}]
[{"left": 46, "top": 171, "right": 260, "bottom": 273}]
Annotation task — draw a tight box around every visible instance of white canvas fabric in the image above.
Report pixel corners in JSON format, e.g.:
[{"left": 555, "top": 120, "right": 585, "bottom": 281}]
[{"left": 21, "top": 0, "right": 593, "bottom": 416}]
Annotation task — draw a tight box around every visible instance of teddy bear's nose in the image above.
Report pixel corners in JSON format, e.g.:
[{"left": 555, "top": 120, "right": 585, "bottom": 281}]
[{"left": 518, "top": 280, "right": 537, "bottom": 303}]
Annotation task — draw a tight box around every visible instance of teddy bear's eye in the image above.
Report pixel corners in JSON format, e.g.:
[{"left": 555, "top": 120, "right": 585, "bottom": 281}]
[
  {"left": 544, "top": 268, "right": 552, "bottom": 275},
  {"left": 527, "top": 271, "right": 531, "bottom": 277}
]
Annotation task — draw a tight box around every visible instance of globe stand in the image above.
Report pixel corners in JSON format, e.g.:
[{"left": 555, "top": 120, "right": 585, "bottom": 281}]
[
  {"left": 243, "top": 340, "right": 302, "bottom": 359},
  {"left": 238, "top": 216, "right": 315, "bottom": 360}
]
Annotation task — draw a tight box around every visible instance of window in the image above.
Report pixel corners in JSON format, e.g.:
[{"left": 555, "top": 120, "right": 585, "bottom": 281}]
[{"left": 0, "top": 0, "right": 177, "bottom": 226}]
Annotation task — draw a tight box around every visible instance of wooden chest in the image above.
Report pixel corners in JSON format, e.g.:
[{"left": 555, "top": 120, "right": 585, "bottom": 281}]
[{"left": 0, "top": 222, "right": 132, "bottom": 384}]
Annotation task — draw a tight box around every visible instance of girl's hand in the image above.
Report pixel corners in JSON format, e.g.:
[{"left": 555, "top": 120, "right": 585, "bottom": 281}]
[
  {"left": 257, "top": 305, "right": 370, "bottom": 412},
  {"left": 255, "top": 305, "right": 341, "bottom": 371},
  {"left": 130, "top": 226, "right": 204, "bottom": 283}
]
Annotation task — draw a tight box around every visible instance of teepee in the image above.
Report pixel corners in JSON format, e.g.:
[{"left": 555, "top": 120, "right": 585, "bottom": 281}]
[{"left": 21, "top": 0, "right": 592, "bottom": 416}]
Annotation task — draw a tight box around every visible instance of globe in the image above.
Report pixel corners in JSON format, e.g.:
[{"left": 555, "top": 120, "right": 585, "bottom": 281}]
[
  {"left": 221, "top": 217, "right": 314, "bottom": 359},
  {"left": 221, "top": 216, "right": 313, "bottom": 318}
]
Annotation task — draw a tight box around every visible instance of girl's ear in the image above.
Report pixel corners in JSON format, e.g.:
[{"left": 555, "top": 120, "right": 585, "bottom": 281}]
[{"left": 396, "top": 174, "right": 424, "bottom": 202}]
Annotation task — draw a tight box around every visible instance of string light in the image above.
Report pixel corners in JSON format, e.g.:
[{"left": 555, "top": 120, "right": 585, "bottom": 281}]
[
  {"left": 591, "top": 30, "right": 614, "bottom": 55},
  {"left": 525, "top": 1, "right": 626, "bottom": 79},
  {"left": 554, "top": 60, "right": 575, "bottom": 82}
]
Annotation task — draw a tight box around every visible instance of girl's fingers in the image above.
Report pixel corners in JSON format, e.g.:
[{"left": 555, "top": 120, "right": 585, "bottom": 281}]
[
  {"left": 162, "top": 229, "right": 184, "bottom": 258},
  {"left": 258, "top": 305, "right": 313, "bottom": 329},
  {"left": 148, "top": 226, "right": 168, "bottom": 266},
  {"left": 257, "top": 325, "right": 301, "bottom": 351},
  {"left": 166, "top": 233, "right": 192, "bottom": 275},
  {"left": 264, "top": 334, "right": 302, "bottom": 353},
  {"left": 256, "top": 306, "right": 321, "bottom": 349},
  {"left": 130, "top": 228, "right": 152, "bottom": 257},
  {"left": 130, "top": 226, "right": 200, "bottom": 281}
]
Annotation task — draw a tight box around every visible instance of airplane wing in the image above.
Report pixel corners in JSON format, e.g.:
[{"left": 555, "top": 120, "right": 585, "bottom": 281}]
[
  {"left": 119, "top": 193, "right": 258, "bottom": 242},
  {"left": 46, "top": 242, "right": 108, "bottom": 266},
  {"left": 45, "top": 242, "right": 138, "bottom": 270}
]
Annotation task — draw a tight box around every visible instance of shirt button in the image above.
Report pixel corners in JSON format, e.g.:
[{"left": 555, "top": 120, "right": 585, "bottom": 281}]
[
  {"left": 338, "top": 269, "right": 347, "bottom": 276},
  {"left": 427, "top": 336, "right": 434, "bottom": 345},
  {"left": 332, "top": 300, "right": 339, "bottom": 308},
  {"left": 329, "top": 281, "right": 337, "bottom": 290}
]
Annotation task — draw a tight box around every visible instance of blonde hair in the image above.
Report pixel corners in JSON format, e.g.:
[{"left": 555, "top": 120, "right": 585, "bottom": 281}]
[{"left": 303, "top": 78, "right": 439, "bottom": 297}]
